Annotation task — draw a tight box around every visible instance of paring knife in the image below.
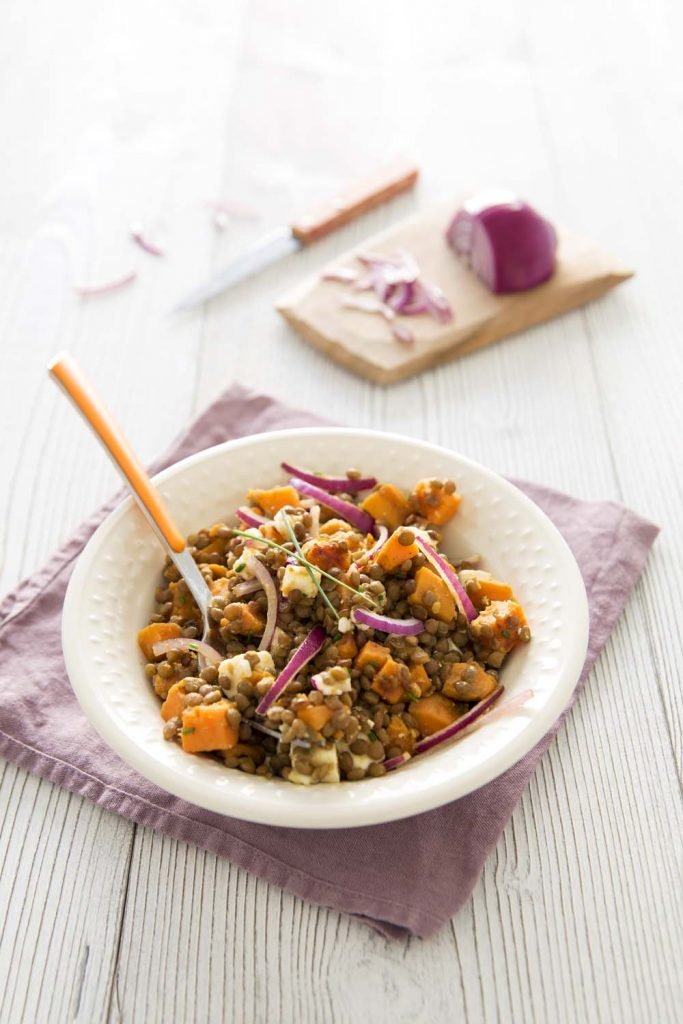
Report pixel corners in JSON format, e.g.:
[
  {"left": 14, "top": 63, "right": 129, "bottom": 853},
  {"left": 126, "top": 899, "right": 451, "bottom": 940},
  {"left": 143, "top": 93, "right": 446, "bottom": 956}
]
[{"left": 173, "top": 161, "right": 419, "bottom": 313}]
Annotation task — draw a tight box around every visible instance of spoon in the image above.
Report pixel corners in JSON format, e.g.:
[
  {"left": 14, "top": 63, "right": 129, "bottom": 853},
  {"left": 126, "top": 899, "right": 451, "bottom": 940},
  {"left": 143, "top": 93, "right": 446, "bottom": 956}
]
[{"left": 48, "top": 352, "right": 213, "bottom": 651}]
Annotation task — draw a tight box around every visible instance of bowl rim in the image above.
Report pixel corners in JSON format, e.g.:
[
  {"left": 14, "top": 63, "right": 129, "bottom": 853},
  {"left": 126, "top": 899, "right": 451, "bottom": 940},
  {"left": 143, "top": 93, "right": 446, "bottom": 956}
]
[{"left": 62, "top": 426, "right": 589, "bottom": 828}]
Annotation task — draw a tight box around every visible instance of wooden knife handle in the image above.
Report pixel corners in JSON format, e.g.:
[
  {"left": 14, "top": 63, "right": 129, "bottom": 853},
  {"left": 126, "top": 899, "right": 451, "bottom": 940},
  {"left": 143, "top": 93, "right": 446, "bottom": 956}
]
[{"left": 290, "top": 161, "right": 419, "bottom": 245}]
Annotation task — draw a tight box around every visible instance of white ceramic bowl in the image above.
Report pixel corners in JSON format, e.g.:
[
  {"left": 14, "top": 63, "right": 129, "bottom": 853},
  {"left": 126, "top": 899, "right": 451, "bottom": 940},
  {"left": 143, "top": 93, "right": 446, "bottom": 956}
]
[{"left": 62, "top": 428, "right": 589, "bottom": 829}]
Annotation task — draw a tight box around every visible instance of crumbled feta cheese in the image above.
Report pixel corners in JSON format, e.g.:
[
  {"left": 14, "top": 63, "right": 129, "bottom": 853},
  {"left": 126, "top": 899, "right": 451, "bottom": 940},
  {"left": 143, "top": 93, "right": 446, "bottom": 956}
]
[
  {"left": 289, "top": 743, "right": 340, "bottom": 785},
  {"left": 218, "top": 653, "right": 252, "bottom": 689},
  {"left": 281, "top": 563, "right": 320, "bottom": 599},
  {"left": 218, "top": 650, "right": 274, "bottom": 693},
  {"left": 314, "top": 667, "right": 352, "bottom": 695},
  {"left": 337, "top": 741, "right": 372, "bottom": 772},
  {"left": 337, "top": 616, "right": 353, "bottom": 634},
  {"left": 234, "top": 530, "right": 262, "bottom": 577}
]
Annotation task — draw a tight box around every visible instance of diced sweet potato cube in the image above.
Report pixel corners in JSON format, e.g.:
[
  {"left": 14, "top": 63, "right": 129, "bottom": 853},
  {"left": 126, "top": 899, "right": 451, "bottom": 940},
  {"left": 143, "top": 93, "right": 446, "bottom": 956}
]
[
  {"left": 412, "top": 693, "right": 464, "bottom": 737},
  {"left": 387, "top": 714, "right": 417, "bottom": 752},
  {"left": 302, "top": 539, "right": 351, "bottom": 572},
  {"left": 355, "top": 640, "right": 391, "bottom": 670},
  {"left": 137, "top": 621, "right": 183, "bottom": 661},
  {"left": 412, "top": 479, "right": 462, "bottom": 525},
  {"left": 153, "top": 673, "right": 175, "bottom": 700},
  {"left": 460, "top": 570, "right": 514, "bottom": 609},
  {"left": 196, "top": 538, "right": 227, "bottom": 560},
  {"left": 222, "top": 600, "right": 266, "bottom": 636},
  {"left": 371, "top": 658, "right": 410, "bottom": 704},
  {"left": 336, "top": 634, "right": 358, "bottom": 660},
  {"left": 181, "top": 701, "right": 238, "bottom": 753},
  {"left": 442, "top": 661, "right": 498, "bottom": 702},
  {"left": 160, "top": 681, "right": 186, "bottom": 721},
  {"left": 247, "top": 486, "right": 301, "bottom": 517},
  {"left": 375, "top": 528, "right": 418, "bottom": 572},
  {"left": 408, "top": 566, "right": 456, "bottom": 623},
  {"left": 169, "top": 580, "right": 200, "bottom": 621},
  {"left": 470, "top": 600, "right": 528, "bottom": 655},
  {"left": 409, "top": 663, "right": 431, "bottom": 695},
  {"left": 206, "top": 563, "right": 229, "bottom": 579},
  {"left": 360, "top": 484, "right": 410, "bottom": 531},
  {"left": 298, "top": 705, "right": 334, "bottom": 732}
]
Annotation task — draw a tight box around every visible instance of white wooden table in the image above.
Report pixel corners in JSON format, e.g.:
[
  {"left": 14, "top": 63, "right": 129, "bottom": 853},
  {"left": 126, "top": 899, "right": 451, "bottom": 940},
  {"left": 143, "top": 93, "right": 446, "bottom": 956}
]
[{"left": 1, "top": 1, "right": 681, "bottom": 1021}]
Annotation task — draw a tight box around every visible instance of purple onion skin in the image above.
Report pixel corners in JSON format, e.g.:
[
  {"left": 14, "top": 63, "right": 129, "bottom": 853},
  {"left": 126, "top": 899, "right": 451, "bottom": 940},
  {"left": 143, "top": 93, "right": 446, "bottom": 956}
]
[{"left": 447, "top": 199, "right": 557, "bottom": 294}]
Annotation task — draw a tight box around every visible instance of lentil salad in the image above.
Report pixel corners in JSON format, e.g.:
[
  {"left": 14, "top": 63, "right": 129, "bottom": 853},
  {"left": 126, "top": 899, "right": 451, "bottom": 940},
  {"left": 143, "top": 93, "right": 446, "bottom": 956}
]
[{"left": 137, "top": 465, "right": 531, "bottom": 784}]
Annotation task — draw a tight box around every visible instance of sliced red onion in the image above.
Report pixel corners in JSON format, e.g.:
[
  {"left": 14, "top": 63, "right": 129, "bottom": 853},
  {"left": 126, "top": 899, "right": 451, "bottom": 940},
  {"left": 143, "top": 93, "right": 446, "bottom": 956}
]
[
  {"left": 322, "top": 267, "right": 359, "bottom": 284},
  {"left": 256, "top": 625, "right": 326, "bottom": 715},
  {"left": 130, "top": 223, "right": 164, "bottom": 257},
  {"left": 342, "top": 295, "right": 395, "bottom": 321},
  {"left": 281, "top": 463, "right": 377, "bottom": 494},
  {"left": 309, "top": 503, "right": 320, "bottom": 538},
  {"left": 288, "top": 477, "right": 374, "bottom": 535},
  {"left": 383, "top": 752, "right": 411, "bottom": 771},
  {"left": 152, "top": 637, "right": 223, "bottom": 666},
  {"left": 232, "top": 578, "right": 263, "bottom": 598},
  {"left": 391, "top": 323, "right": 414, "bottom": 344},
  {"left": 75, "top": 271, "right": 137, "bottom": 296},
  {"left": 415, "top": 537, "right": 478, "bottom": 621},
  {"left": 235, "top": 506, "right": 269, "bottom": 528},
  {"left": 355, "top": 524, "right": 388, "bottom": 568},
  {"left": 250, "top": 720, "right": 282, "bottom": 740},
  {"left": 246, "top": 556, "right": 277, "bottom": 652},
  {"left": 351, "top": 607, "right": 423, "bottom": 636},
  {"left": 414, "top": 685, "right": 504, "bottom": 754},
  {"left": 446, "top": 193, "right": 557, "bottom": 294}
]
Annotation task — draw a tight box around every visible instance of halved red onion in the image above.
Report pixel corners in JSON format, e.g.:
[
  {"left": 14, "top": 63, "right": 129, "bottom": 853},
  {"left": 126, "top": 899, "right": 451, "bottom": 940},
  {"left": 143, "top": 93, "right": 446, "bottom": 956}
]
[
  {"left": 414, "top": 685, "right": 504, "bottom": 754},
  {"left": 235, "top": 506, "right": 269, "bottom": 528},
  {"left": 383, "top": 752, "right": 411, "bottom": 771},
  {"left": 288, "top": 477, "right": 374, "bottom": 534},
  {"left": 355, "top": 524, "right": 388, "bottom": 568},
  {"left": 446, "top": 193, "right": 557, "bottom": 294},
  {"left": 256, "top": 625, "right": 326, "bottom": 715},
  {"left": 152, "top": 637, "right": 223, "bottom": 666},
  {"left": 246, "top": 556, "right": 278, "bottom": 652},
  {"left": 232, "top": 578, "right": 262, "bottom": 598},
  {"left": 351, "top": 607, "right": 423, "bottom": 636},
  {"left": 281, "top": 462, "right": 377, "bottom": 494},
  {"left": 415, "top": 537, "right": 478, "bottom": 621}
]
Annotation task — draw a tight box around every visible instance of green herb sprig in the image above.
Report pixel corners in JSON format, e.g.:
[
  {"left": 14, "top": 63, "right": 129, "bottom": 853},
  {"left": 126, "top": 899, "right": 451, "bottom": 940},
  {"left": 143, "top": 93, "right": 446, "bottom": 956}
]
[
  {"left": 281, "top": 512, "right": 339, "bottom": 621},
  {"left": 230, "top": 528, "right": 379, "bottom": 609}
]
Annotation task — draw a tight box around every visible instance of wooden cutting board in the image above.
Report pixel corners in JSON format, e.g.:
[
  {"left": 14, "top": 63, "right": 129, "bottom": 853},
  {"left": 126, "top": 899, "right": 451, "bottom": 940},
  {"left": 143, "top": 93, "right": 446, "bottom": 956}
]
[{"left": 276, "top": 203, "right": 633, "bottom": 384}]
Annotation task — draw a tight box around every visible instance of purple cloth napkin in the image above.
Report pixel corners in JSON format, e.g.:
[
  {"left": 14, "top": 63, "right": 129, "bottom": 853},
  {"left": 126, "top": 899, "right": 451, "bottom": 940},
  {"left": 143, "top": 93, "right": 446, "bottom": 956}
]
[{"left": 0, "top": 386, "right": 658, "bottom": 939}]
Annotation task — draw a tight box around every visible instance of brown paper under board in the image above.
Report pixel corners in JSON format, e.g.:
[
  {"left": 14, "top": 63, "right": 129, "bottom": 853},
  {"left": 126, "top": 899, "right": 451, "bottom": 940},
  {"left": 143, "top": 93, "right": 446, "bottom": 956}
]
[{"left": 276, "top": 204, "right": 633, "bottom": 384}]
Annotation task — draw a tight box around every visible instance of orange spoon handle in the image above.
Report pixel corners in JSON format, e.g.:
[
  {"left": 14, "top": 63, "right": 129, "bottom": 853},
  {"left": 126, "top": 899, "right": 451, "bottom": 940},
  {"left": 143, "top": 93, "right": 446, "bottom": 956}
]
[{"left": 48, "top": 353, "right": 186, "bottom": 553}]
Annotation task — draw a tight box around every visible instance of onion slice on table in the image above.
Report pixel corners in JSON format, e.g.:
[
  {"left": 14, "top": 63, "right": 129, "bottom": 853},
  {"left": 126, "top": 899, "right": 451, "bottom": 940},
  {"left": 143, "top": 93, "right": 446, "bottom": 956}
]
[
  {"left": 446, "top": 192, "right": 557, "bottom": 294},
  {"left": 288, "top": 476, "right": 374, "bottom": 535},
  {"left": 414, "top": 685, "right": 504, "bottom": 754},
  {"left": 351, "top": 607, "right": 423, "bottom": 636},
  {"left": 235, "top": 506, "right": 269, "bottom": 528},
  {"left": 415, "top": 537, "right": 478, "bottom": 621},
  {"left": 256, "top": 625, "right": 326, "bottom": 715},
  {"left": 245, "top": 555, "right": 278, "bottom": 652},
  {"left": 281, "top": 463, "right": 377, "bottom": 494},
  {"left": 130, "top": 223, "right": 164, "bottom": 257},
  {"left": 152, "top": 637, "right": 223, "bottom": 666},
  {"left": 75, "top": 271, "right": 137, "bottom": 296}
]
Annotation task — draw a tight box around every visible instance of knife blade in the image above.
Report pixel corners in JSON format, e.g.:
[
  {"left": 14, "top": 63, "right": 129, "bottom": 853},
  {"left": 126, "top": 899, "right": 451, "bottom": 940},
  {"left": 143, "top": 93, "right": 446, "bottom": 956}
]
[{"left": 173, "top": 161, "right": 419, "bottom": 313}]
